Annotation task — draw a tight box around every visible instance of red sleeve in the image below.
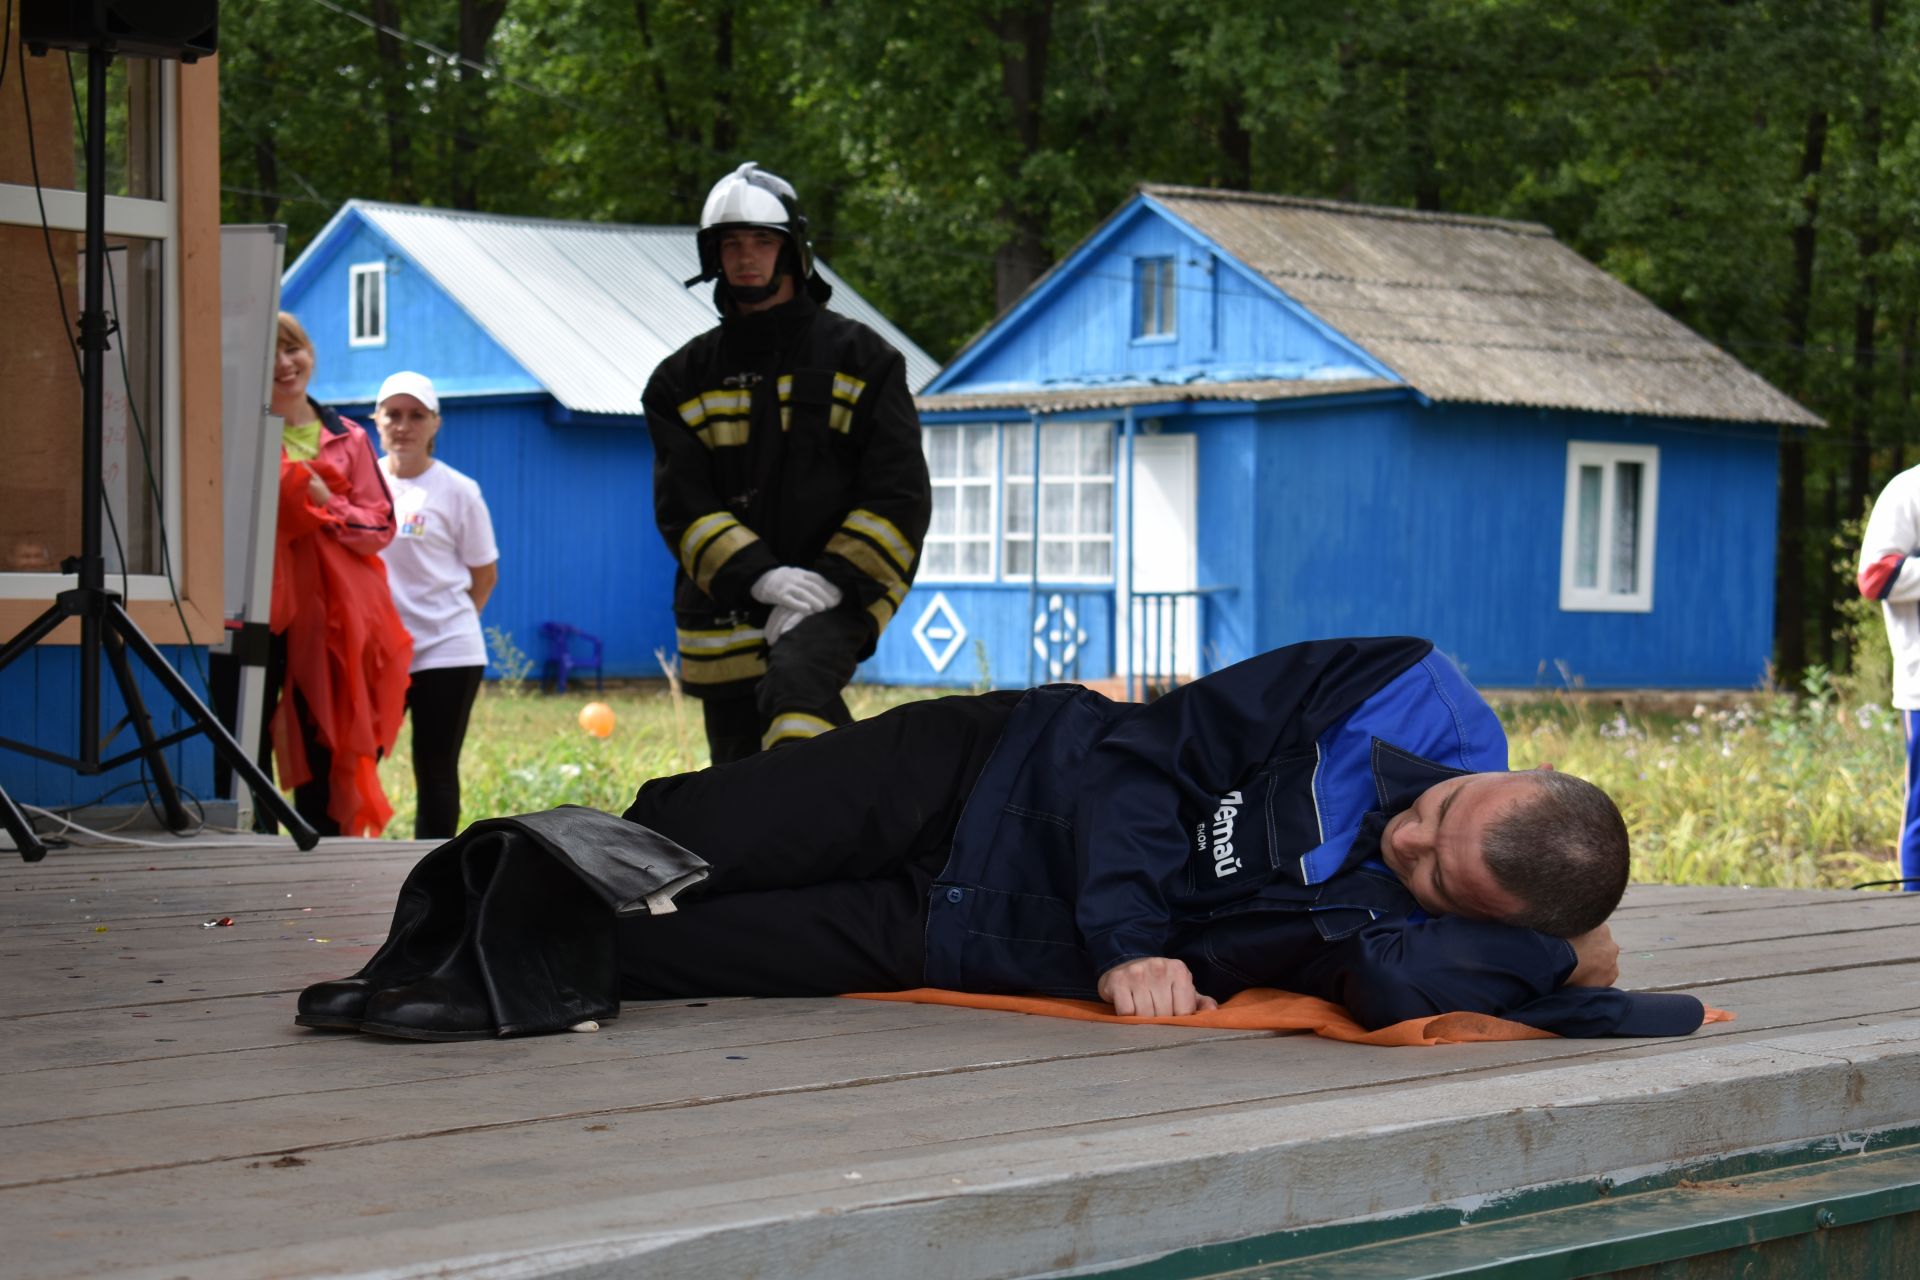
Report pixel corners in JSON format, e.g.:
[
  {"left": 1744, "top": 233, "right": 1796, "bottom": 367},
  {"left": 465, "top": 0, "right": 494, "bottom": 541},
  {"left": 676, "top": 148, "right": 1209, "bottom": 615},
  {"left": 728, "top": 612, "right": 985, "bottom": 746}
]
[
  {"left": 1860, "top": 553, "right": 1906, "bottom": 600},
  {"left": 318, "top": 421, "right": 397, "bottom": 555}
]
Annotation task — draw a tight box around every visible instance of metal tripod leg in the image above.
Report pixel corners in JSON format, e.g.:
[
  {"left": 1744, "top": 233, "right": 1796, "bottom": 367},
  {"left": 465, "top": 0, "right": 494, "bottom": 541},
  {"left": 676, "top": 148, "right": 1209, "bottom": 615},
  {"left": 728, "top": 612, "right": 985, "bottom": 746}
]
[
  {"left": 108, "top": 603, "right": 319, "bottom": 851},
  {"left": 0, "top": 785, "right": 44, "bottom": 862},
  {"left": 100, "top": 624, "right": 194, "bottom": 832}
]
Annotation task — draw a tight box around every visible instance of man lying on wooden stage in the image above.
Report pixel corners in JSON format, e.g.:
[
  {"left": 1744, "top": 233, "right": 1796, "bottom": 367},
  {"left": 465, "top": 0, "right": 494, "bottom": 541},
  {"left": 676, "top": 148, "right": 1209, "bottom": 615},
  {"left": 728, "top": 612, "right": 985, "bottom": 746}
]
[{"left": 296, "top": 636, "right": 1704, "bottom": 1041}]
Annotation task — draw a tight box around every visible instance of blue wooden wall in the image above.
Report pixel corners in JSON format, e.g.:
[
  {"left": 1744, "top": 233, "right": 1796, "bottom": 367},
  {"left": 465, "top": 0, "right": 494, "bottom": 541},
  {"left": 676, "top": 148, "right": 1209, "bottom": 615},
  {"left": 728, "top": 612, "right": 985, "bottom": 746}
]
[
  {"left": 928, "top": 198, "right": 1392, "bottom": 392},
  {"left": 0, "top": 644, "right": 216, "bottom": 812},
  {"left": 1245, "top": 400, "right": 1778, "bottom": 687},
  {"left": 282, "top": 215, "right": 542, "bottom": 406},
  {"left": 332, "top": 396, "right": 679, "bottom": 682}
]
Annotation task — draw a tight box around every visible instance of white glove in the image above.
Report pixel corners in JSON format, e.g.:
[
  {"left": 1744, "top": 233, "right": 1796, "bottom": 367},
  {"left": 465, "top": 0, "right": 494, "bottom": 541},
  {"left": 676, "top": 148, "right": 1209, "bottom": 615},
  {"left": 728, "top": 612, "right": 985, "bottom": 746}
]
[
  {"left": 751, "top": 566, "right": 842, "bottom": 614},
  {"left": 764, "top": 604, "right": 807, "bottom": 647}
]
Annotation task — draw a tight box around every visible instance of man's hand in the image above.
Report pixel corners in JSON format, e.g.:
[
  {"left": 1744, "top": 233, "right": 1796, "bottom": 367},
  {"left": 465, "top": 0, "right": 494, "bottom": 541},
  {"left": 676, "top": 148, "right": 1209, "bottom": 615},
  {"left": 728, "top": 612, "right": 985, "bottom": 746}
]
[
  {"left": 1097, "top": 956, "right": 1218, "bottom": 1017},
  {"left": 751, "top": 566, "right": 842, "bottom": 614},
  {"left": 1565, "top": 924, "right": 1620, "bottom": 988}
]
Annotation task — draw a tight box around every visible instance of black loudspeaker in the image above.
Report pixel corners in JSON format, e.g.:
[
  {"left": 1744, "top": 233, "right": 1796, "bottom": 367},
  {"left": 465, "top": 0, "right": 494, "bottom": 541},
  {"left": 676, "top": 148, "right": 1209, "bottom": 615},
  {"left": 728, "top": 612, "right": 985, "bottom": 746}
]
[{"left": 22, "top": 0, "right": 218, "bottom": 63}]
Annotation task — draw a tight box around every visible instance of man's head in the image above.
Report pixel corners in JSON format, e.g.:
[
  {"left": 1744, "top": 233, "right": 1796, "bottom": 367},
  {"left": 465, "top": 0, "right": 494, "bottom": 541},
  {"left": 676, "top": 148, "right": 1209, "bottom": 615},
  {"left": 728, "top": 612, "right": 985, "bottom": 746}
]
[
  {"left": 686, "top": 162, "right": 818, "bottom": 311},
  {"left": 1378, "top": 769, "right": 1629, "bottom": 937}
]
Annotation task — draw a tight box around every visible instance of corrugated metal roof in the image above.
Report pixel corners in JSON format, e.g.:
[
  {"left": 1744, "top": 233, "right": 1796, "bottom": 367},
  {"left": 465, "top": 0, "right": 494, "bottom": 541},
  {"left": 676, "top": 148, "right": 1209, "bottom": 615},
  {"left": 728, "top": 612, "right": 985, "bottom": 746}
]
[
  {"left": 1134, "top": 186, "right": 1820, "bottom": 427},
  {"left": 918, "top": 377, "right": 1399, "bottom": 415},
  {"left": 333, "top": 201, "right": 940, "bottom": 413}
]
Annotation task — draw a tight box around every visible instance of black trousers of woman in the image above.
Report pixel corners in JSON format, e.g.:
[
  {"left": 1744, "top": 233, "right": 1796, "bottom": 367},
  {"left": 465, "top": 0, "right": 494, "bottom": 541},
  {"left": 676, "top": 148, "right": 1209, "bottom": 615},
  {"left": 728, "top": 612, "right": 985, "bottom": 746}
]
[
  {"left": 405, "top": 665, "right": 484, "bottom": 839},
  {"left": 209, "top": 635, "right": 338, "bottom": 836},
  {"left": 618, "top": 689, "right": 1024, "bottom": 999}
]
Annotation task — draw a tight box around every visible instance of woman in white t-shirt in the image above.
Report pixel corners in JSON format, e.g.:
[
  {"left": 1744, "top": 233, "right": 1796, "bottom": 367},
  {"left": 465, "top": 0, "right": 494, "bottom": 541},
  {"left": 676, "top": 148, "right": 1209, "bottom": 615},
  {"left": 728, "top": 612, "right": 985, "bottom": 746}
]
[{"left": 373, "top": 372, "right": 501, "bottom": 839}]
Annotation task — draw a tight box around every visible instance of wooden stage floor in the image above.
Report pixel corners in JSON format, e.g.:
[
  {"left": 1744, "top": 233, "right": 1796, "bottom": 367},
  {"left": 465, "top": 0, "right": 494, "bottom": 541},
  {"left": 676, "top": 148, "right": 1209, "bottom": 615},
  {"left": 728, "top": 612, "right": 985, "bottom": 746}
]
[{"left": 4, "top": 833, "right": 1920, "bottom": 1279}]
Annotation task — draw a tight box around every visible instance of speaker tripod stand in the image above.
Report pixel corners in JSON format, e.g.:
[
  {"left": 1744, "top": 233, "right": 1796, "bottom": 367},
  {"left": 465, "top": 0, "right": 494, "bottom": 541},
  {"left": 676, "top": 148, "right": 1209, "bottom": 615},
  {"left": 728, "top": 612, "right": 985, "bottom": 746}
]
[{"left": 0, "top": 41, "right": 316, "bottom": 862}]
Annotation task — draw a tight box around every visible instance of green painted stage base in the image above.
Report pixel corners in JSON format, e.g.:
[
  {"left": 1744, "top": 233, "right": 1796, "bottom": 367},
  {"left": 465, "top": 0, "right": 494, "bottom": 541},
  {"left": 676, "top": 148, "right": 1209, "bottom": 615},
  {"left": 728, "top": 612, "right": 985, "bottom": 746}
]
[{"left": 1098, "top": 1131, "right": 1920, "bottom": 1279}]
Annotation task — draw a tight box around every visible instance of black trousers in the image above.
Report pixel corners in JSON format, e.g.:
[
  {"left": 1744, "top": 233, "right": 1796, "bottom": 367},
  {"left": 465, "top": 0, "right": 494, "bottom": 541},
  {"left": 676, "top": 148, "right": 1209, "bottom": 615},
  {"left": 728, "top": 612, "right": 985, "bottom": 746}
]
[
  {"left": 617, "top": 689, "right": 1024, "bottom": 998},
  {"left": 699, "top": 608, "right": 871, "bottom": 764},
  {"left": 405, "top": 665, "right": 484, "bottom": 840},
  {"left": 209, "top": 635, "right": 339, "bottom": 836}
]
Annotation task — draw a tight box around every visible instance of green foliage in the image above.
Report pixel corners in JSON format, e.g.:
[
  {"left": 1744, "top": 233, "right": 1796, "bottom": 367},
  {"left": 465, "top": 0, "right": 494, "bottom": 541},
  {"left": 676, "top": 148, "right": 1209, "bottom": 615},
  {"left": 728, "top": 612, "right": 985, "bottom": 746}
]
[
  {"left": 220, "top": 0, "right": 1920, "bottom": 675},
  {"left": 1501, "top": 688, "right": 1902, "bottom": 891},
  {"left": 483, "top": 625, "right": 533, "bottom": 694},
  {"left": 376, "top": 681, "right": 935, "bottom": 835},
  {"left": 379, "top": 683, "right": 1906, "bottom": 898}
]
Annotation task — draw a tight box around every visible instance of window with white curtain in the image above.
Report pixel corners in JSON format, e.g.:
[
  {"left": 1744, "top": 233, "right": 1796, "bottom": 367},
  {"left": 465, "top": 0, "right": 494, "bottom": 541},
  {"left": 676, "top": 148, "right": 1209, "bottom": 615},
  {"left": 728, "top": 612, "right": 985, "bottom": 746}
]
[
  {"left": 349, "top": 261, "right": 386, "bottom": 346},
  {"left": 1003, "top": 420, "right": 1114, "bottom": 581},
  {"left": 1559, "top": 441, "right": 1659, "bottom": 612},
  {"left": 921, "top": 423, "right": 997, "bottom": 579}
]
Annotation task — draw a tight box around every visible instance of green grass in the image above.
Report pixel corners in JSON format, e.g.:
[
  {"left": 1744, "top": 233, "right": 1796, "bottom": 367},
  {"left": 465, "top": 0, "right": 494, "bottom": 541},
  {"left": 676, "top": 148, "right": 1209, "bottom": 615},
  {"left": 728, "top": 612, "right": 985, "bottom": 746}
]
[
  {"left": 375, "top": 681, "right": 936, "bottom": 834},
  {"left": 374, "top": 678, "right": 1907, "bottom": 892}
]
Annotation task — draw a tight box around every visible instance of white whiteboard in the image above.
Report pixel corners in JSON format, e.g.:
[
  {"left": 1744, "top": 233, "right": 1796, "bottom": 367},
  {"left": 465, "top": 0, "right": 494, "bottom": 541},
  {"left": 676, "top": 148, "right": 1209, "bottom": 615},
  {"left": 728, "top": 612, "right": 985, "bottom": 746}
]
[{"left": 218, "top": 224, "right": 286, "bottom": 630}]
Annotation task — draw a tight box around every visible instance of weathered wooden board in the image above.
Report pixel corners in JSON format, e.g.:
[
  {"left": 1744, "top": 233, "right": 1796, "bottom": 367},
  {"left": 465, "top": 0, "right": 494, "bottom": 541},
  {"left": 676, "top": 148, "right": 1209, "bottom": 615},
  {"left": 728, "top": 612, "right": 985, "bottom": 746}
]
[{"left": 4, "top": 836, "right": 1920, "bottom": 1280}]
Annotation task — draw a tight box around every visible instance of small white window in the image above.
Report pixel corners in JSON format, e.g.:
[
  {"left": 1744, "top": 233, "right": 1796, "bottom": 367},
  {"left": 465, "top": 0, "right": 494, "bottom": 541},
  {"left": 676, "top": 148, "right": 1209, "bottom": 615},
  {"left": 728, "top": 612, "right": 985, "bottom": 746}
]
[
  {"left": 1004, "top": 420, "right": 1114, "bottom": 581},
  {"left": 1136, "top": 257, "right": 1175, "bottom": 339},
  {"left": 920, "top": 424, "right": 998, "bottom": 579},
  {"left": 349, "top": 262, "right": 386, "bottom": 346},
  {"left": 1559, "top": 441, "right": 1658, "bottom": 612}
]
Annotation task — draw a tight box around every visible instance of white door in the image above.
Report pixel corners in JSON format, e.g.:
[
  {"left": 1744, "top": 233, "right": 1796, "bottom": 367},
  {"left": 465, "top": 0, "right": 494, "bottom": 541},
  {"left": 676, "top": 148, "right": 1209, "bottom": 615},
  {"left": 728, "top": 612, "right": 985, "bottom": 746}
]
[{"left": 1128, "top": 433, "right": 1198, "bottom": 682}]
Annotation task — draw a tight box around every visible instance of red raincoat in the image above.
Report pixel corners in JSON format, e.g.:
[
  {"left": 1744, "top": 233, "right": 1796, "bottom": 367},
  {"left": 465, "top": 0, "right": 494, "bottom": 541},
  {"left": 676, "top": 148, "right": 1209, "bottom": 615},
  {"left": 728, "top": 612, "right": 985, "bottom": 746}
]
[{"left": 270, "top": 416, "right": 411, "bottom": 836}]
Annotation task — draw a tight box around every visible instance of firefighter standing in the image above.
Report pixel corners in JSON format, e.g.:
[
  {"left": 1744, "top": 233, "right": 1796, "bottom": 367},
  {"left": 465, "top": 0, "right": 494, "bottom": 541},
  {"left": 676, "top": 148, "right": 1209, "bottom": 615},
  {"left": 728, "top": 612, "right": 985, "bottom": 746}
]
[{"left": 644, "top": 163, "right": 932, "bottom": 763}]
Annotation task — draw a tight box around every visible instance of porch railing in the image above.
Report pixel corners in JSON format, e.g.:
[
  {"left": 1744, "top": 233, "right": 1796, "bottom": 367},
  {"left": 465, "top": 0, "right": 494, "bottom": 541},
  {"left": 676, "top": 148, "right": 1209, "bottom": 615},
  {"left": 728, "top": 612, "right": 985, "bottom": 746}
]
[{"left": 1128, "top": 587, "right": 1232, "bottom": 703}]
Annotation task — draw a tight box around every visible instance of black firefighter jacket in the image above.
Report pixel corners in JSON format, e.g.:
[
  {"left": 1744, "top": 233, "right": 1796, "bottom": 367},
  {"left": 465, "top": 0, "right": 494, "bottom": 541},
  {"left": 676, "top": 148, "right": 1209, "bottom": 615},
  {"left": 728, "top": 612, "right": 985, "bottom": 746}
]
[{"left": 643, "top": 287, "right": 931, "bottom": 698}]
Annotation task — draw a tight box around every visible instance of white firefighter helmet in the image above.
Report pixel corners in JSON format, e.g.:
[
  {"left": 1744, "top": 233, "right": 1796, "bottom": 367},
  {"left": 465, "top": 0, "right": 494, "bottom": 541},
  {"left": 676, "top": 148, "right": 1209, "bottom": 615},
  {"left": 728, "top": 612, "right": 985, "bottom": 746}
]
[{"left": 687, "top": 162, "right": 814, "bottom": 290}]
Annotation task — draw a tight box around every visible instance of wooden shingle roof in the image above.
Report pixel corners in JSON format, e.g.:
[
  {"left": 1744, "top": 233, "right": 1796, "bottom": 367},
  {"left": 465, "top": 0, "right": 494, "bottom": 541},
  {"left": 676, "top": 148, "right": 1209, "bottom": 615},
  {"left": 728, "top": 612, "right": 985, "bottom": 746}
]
[{"left": 1137, "top": 186, "right": 1818, "bottom": 426}]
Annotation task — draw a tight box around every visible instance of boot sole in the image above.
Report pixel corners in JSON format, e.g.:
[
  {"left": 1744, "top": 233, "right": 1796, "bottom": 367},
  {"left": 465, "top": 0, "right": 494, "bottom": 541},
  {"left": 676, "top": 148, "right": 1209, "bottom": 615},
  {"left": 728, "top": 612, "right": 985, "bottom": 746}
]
[
  {"left": 357, "top": 1018, "right": 501, "bottom": 1042},
  {"left": 293, "top": 1014, "right": 363, "bottom": 1031},
  {"left": 359, "top": 1008, "right": 623, "bottom": 1042}
]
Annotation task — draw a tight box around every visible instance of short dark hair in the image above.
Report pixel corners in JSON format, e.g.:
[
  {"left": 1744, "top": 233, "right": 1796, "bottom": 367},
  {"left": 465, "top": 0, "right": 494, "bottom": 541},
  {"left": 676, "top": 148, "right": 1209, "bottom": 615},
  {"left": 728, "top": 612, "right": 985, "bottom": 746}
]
[{"left": 1481, "top": 770, "right": 1630, "bottom": 937}]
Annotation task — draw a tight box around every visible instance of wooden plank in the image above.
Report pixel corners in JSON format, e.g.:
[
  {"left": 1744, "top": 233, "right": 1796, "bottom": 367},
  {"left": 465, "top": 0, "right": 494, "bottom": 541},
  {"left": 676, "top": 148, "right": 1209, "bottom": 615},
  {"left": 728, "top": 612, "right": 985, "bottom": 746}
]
[{"left": 3, "top": 1019, "right": 1917, "bottom": 1280}]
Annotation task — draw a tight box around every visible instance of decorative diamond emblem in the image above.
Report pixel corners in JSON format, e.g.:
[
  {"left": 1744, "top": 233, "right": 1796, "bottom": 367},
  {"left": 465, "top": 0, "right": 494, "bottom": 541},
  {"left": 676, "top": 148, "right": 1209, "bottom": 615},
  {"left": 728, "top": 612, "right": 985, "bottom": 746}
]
[
  {"left": 1032, "top": 594, "right": 1087, "bottom": 679},
  {"left": 911, "top": 592, "right": 968, "bottom": 673}
]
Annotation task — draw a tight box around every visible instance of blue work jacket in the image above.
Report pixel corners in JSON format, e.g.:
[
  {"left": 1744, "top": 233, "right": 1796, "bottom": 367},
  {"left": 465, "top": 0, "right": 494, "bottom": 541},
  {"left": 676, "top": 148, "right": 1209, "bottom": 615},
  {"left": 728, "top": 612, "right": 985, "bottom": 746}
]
[{"left": 925, "top": 636, "right": 1703, "bottom": 1038}]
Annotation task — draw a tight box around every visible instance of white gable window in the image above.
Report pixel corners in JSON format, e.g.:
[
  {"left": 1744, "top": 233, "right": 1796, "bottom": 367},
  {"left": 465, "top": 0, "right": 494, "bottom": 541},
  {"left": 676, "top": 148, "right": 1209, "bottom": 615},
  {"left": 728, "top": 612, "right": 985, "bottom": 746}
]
[
  {"left": 1004, "top": 420, "right": 1114, "bottom": 580},
  {"left": 1136, "top": 256, "right": 1175, "bottom": 339},
  {"left": 1559, "top": 441, "right": 1658, "bottom": 612},
  {"left": 349, "top": 261, "right": 386, "bottom": 346},
  {"left": 921, "top": 424, "right": 997, "bottom": 579}
]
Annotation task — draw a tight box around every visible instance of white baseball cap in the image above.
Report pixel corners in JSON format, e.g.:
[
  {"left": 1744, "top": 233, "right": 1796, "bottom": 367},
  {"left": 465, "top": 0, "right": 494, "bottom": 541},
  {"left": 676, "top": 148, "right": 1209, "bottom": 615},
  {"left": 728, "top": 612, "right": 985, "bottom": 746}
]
[{"left": 374, "top": 370, "right": 440, "bottom": 415}]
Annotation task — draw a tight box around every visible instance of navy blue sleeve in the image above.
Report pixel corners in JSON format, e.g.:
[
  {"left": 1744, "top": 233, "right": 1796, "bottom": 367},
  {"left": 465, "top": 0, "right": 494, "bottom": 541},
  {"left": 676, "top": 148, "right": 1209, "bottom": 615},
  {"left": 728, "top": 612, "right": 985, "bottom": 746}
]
[
  {"left": 1291, "top": 916, "right": 1707, "bottom": 1037},
  {"left": 1071, "top": 637, "right": 1433, "bottom": 975},
  {"left": 1297, "top": 916, "right": 1577, "bottom": 1030}
]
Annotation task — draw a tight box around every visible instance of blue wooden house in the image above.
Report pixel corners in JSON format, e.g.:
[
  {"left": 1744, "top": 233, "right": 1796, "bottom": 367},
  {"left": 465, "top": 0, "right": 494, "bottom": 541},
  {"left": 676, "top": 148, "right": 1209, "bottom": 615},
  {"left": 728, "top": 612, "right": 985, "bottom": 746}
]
[
  {"left": 280, "top": 200, "right": 939, "bottom": 680},
  {"left": 873, "top": 186, "right": 1819, "bottom": 692}
]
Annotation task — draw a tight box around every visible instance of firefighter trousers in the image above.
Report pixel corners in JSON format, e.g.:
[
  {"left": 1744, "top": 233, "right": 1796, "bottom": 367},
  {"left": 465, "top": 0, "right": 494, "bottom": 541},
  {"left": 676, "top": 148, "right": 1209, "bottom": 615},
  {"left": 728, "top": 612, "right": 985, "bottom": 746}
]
[
  {"left": 699, "top": 607, "right": 873, "bottom": 764},
  {"left": 618, "top": 689, "right": 1024, "bottom": 997}
]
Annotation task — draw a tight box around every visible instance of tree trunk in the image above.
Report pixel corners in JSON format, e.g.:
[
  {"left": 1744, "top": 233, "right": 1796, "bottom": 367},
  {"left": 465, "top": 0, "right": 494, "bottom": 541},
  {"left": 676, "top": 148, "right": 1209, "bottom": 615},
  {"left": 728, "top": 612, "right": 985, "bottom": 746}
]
[
  {"left": 451, "top": 0, "right": 510, "bottom": 211},
  {"left": 1217, "top": 93, "right": 1251, "bottom": 190},
  {"left": 1776, "top": 107, "right": 1828, "bottom": 679},
  {"left": 634, "top": 0, "right": 690, "bottom": 213},
  {"left": 369, "top": 0, "right": 416, "bottom": 203},
  {"left": 990, "top": 0, "right": 1053, "bottom": 311},
  {"left": 1846, "top": 0, "right": 1886, "bottom": 526},
  {"left": 1897, "top": 302, "right": 1917, "bottom": 476},
  {"left": 711, "top": 4, "right": 737, "bottom": 157}
]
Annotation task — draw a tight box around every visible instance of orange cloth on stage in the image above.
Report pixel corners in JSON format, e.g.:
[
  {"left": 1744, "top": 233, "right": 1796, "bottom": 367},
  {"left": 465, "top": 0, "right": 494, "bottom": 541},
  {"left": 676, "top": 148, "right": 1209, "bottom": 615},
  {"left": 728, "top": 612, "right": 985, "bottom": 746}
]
[
  {"left": 270, "top": 453, "right": 412, "bottom": 836},
  {"left": 845, "top": 987, "right": 1735, "bottom": 1046}
]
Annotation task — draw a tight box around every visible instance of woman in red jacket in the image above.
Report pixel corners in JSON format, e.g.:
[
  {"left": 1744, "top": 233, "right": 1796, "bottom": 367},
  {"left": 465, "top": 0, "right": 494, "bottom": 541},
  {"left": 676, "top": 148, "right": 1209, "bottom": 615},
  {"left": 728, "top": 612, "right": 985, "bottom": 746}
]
[{"left": 264, "top": 312, "right": 412, "bottom": 836}]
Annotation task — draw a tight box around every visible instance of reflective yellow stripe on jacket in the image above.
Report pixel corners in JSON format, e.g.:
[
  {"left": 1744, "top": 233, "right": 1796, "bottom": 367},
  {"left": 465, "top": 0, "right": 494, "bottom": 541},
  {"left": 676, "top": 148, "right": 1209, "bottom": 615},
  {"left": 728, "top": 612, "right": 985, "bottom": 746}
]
[
  {"left": 761, "top": 711, "right": 836, "bottom": 750},
  {"left": 675, "top": 622, "right": 767, "bottom": 686},
  {"left": 678, "top": 511, "right": 761, "bottom": 595},
  {"left": 825, "top": 506, "right": 917, "bottom": 631},
  {"left": 678, "top": 389, "right": 752, "bottom": 449}
]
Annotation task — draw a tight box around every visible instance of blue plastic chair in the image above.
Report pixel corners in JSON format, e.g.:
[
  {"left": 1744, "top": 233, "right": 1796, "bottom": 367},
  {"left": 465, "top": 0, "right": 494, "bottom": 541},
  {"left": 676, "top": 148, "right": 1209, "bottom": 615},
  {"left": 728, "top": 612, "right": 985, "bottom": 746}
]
[{"left": 540, "top": 622, "right": 604, "bottom": 694}]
